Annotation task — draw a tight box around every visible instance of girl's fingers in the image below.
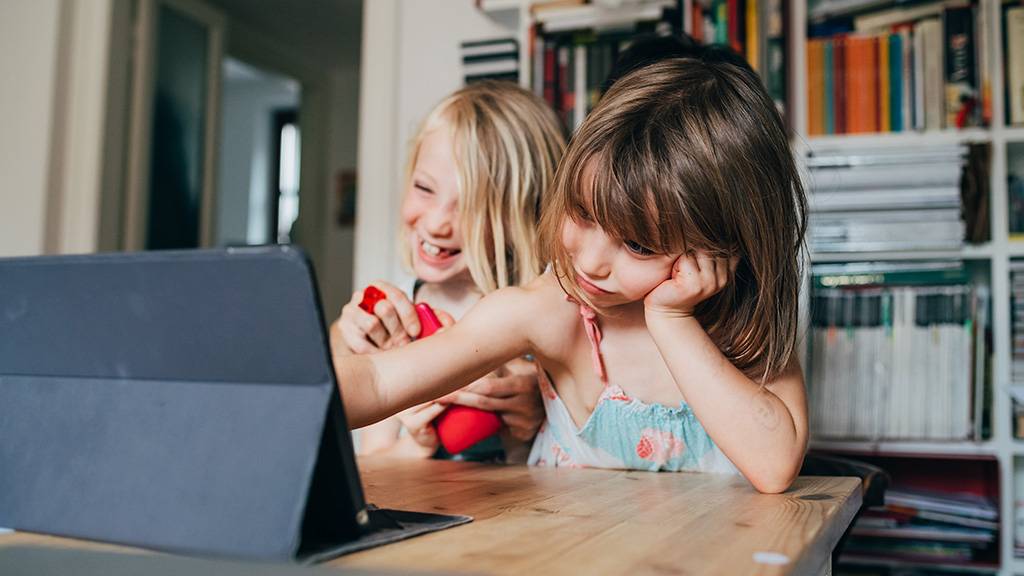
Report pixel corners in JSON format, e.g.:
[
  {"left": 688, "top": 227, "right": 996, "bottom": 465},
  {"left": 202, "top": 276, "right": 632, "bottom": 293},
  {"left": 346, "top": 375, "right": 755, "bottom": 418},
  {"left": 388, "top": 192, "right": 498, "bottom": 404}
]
[
  {"left": 715, "top": 257, "right": 730, "bottom": 290},
  {"left": 400, "top": 402, "right": 446, "bottom": 431},
  {"left": 695, "top": 251, "right": 717, "bottom": 289},
  {"left": 373, "top": 298, "right": 401, "bottom": 335},
  {"left": 435, "top": 308, "right": 456, "bottom": 329},
  {"left": 448, "top": 390, "right": 507, "bottom": 412},
  {"left": 374, "top": 281, "right": 421, "bottom": 338},
  {"left": 358, "top": 309, "right": 389, "bottom": 348},
  {"left": 676, "top": 252, "right": 700, "bottom": 281},
  {"left": 373, "top": 299, "right": 411, "bottom": 348},
  {"left": 341, "top": 318, "right": 379, "bottom": 354}
]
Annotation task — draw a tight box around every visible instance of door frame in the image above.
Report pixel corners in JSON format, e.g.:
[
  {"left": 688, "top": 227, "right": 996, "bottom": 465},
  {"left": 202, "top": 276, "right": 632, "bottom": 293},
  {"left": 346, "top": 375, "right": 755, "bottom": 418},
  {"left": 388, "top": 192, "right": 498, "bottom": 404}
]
[{"left": 123, "top": 0, "right": 224, "bottom": 250}]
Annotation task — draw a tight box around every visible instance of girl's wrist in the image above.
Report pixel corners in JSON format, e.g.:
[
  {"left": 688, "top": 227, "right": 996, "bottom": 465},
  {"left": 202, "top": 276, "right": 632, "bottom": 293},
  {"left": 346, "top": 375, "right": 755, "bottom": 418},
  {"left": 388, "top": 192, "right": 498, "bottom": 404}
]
[{"left": 643, "top": 302, "right": 697, "bottom": 321}]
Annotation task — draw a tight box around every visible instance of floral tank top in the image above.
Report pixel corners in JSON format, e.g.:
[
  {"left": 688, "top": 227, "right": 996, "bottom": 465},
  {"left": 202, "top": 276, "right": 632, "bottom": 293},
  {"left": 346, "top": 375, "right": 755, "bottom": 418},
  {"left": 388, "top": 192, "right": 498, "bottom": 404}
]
[{"left": 527, "top": 301, "right": 738, "bottom": 473}]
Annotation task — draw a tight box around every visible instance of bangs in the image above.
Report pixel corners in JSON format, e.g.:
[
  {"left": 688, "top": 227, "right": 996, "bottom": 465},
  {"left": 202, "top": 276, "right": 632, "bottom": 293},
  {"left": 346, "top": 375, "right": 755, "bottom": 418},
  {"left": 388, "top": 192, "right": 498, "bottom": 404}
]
[{"left": 567, "top": 142, "right": 690, "bottom": 257}]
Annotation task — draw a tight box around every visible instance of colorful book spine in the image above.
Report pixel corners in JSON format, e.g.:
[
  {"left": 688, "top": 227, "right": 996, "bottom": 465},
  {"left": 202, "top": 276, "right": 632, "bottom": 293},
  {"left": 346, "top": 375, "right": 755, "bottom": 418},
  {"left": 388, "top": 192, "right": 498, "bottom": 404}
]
[
  {"left": 943, "top": 4, "right": 977, "bottom": 128},
  {"left": 1008, "top": 6, "right": 1024, "bottom": 125},
  {"left": 824, "top": 40, "right": 835, "bottom": 135},
  {"left": 889, "top": 32, "right": 904, "bottom": 132},
  {"left": 880, "top": 34, "right": 891, "bottom": 133},
  {"left": 834, "top": 35, "right": 847, "bottom": 134},
  {"left": 808, "top": 38, "right": 824, "bottom": 136}
]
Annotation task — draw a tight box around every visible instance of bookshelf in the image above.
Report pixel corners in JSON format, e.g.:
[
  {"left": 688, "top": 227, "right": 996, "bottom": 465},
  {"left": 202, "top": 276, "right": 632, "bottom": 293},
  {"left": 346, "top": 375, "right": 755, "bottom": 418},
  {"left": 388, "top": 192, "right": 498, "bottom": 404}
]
[
  {"left": 795, "top": 1, "right": 1021, "bottom": 574},
  {"left": 471, "top": 0, "right": 1022, "bottom": 573},
  {"left": 473, "top": 0, "right": 1024, "bottom": 569}
]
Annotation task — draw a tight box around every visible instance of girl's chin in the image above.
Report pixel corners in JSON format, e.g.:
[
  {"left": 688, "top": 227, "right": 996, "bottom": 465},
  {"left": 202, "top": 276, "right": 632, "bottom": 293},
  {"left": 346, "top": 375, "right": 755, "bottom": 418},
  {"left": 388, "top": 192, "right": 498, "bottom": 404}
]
[{"left": 412, "top": 260, "right": 468, "bottom": 284}]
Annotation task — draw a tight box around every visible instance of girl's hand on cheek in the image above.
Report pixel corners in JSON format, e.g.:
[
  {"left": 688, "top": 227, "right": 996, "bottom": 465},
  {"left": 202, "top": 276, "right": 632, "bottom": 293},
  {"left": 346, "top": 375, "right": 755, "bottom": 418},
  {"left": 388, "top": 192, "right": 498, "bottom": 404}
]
[{"left": 644, "top": 251, "right": 737, "bottom": 318}]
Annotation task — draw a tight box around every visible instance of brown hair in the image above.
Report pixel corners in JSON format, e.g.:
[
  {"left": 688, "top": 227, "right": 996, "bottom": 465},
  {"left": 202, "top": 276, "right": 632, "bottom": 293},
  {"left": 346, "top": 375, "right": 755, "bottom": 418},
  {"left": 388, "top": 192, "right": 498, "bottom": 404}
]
[
  {"left": 400, "top": 81, "right": 566, "bottom": 292},
  {"left": 539, "top": 53, "right": 807, "bottom": 382}
]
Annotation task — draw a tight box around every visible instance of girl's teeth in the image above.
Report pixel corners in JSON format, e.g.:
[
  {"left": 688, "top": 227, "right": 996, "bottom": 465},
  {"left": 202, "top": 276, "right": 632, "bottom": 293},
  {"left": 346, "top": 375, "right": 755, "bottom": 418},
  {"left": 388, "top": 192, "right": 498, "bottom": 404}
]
[{"left": 422, "top": 240, "right": 443, "bottom": 256}]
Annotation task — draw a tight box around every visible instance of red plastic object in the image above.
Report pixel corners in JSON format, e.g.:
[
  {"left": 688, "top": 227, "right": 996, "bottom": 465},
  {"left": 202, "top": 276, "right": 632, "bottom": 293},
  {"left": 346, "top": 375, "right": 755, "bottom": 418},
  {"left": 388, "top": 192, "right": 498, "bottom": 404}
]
[
  {"left": 414, "top": 302, "right": 444, "bottom": 338},
  {"left": 434, "top": 405, "right": 503, "bottom": 455},
  {"left": 413, "top": 302, "right": 501, "bottom": 454},
  {"left": 358, "top": 285, "right": 387, "bottom": 313}
]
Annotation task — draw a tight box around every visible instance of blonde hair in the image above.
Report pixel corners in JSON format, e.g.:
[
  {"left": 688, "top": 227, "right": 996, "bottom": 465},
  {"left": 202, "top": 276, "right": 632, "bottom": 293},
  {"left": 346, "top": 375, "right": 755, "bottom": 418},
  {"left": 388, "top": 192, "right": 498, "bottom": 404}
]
[
  {"left": 401, "top": 81, "right": 565, "bottom": 293},
  {"left": 539, "top": 53, "right": 807, "bottom": 382}
]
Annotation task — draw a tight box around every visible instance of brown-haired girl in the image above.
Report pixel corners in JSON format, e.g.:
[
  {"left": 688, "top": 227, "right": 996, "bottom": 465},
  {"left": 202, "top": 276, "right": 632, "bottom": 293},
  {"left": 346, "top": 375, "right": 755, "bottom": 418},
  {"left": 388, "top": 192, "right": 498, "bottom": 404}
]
[{"left": 336, "top": 50, "right": 809, "bottom": 493}]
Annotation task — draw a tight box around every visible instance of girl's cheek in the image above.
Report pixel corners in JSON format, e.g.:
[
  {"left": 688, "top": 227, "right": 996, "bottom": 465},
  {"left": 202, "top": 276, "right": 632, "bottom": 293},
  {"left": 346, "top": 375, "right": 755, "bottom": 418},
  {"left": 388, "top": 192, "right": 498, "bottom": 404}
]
[{"left": 560, "top": 220, "right": 580, "bottom": 252}]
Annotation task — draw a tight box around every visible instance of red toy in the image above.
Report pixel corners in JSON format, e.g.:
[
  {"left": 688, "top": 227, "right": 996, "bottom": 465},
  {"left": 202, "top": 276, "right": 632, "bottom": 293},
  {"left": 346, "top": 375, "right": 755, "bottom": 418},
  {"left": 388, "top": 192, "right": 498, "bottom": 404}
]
[
  {"left": 434, "top": 405, "right": 502, "bottom": 455},
  {"left": 357, "top": 285, "right": 387, "bottom": 314},
  {"left": 356, "top": 288, "right": 502, "bottom": 455},
  {"left": 412, "top": 301, "right": 502, "bottom": 455},
  {"left": 414, "top": 302, "right": 444, "bottom": 338}
]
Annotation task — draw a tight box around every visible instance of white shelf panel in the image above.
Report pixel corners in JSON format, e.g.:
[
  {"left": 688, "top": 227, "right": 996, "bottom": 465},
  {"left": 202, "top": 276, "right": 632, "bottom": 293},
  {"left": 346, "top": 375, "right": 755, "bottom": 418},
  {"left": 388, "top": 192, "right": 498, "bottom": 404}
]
[
  {"left": 810, "top": 439, "right": 998, "bottom": 458},
  {"left": 1008, "top": 242, "right": 1024, "bottom": 257},
  {"left": 476, "top": 0, "right": 524, "bottom": 11},
  {"left": 532, "top": 0, "right": 673, "bottom": 33},
  {"left": 810, "top": 244, "right": 994, "bottom": 262},
  {"left": 1003, "top": 126, "right": 1024, "bottom": 142},
  {"left": 806, "top": 128, "right": 993, "bottom": 151}
]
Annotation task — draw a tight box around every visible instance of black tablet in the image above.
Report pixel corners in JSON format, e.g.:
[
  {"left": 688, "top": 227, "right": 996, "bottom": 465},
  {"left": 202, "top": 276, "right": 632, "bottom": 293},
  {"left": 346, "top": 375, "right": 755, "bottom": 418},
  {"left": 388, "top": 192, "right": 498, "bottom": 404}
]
[{"left": 0, "top": 246, "right": 468, "bottom": 562}]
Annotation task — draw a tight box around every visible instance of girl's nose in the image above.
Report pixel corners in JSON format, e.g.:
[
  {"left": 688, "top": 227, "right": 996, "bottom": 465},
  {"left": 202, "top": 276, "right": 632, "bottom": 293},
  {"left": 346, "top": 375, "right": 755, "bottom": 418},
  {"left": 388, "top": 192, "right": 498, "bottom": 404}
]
[
  {"left": 574, "top": 229, "right": 613, "bottom": 279},
  {"left": 422, "top": 205, "right": 455, "bottom": 238}
]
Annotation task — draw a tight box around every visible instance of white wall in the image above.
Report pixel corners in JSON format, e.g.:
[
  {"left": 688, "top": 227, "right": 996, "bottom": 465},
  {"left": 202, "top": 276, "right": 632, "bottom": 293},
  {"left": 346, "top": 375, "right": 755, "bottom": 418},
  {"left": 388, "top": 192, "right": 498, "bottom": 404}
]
[
  {"left": 0, "top": 0, "right": 63, "bottom": 256},
  {"left": 355, "top": 0, "right": 516, "bottom": 290},
  {"left": 216, "top": 63, "right": 300, "bottom": 247},
  {"left": 0, "top": 0, "right": 120, "bottom": 257},
  {"left": 320, "top": 66, "right": 361, "bottom": 319}
]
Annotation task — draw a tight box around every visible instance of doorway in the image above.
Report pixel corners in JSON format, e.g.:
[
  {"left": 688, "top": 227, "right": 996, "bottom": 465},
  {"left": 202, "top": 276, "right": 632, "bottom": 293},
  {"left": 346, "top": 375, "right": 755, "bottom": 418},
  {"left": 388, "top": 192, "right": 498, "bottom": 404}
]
[{"left": 214, "top": 57, "right": 301, "bottom": 247}]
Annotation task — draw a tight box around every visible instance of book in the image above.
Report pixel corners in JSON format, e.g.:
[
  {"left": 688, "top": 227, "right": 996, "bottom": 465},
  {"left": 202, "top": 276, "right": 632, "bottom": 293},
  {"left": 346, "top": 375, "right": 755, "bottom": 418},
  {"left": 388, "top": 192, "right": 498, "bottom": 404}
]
[
  {"left": 853, "top": 1, "right": 948, "bottom": 33},
  {"left": 919, "top": 18, "right": 944, "bottom": 131},
  {"left": 808, "top": 38, "right": 825, "bottom": 136},
  {"left": 1007, "top": 6, "right": 1024, "bottom": 125},
  {"left": 888, "top": 33, "right": 902, "bottom": 131},
  {"left": 885, "top": 488, "right": 998, "bottom": 521},
  {"left": 810, "top": 162, "right": 962, "bottom": 190},
  {"left": 942, "top": 3, "right": 978, "bottom": 128},
  {"left": 461, "top": 37, "right": 520, "bottom": 83}
]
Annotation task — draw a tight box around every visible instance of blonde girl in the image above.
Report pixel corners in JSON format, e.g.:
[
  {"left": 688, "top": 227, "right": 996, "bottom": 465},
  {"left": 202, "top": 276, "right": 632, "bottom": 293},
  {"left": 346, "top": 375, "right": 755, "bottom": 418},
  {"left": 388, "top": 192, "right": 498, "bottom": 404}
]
[{"left": 332, "top": 81, "right": 566, "bottom": 460}]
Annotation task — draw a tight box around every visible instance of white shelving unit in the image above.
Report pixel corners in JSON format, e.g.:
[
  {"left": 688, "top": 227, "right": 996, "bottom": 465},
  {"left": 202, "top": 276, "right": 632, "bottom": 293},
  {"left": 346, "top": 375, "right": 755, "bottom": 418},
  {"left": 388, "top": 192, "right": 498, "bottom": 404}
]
[
  {"left": 792, "top": 1, "right": 1022, "bottom": 573},
  {"left": 474, "top": 0, "right": 1024, "bottom": 572}
]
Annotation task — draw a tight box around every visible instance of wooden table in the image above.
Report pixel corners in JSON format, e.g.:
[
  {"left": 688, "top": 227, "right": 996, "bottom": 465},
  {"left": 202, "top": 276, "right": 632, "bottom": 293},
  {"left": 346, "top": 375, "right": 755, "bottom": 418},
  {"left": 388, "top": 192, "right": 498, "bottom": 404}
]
[
  {"left": 0, "top": 457, "right": 861, "bottom": 575},
  {"left": 336, "top": 458, "right": 861, "bottom": 575}
]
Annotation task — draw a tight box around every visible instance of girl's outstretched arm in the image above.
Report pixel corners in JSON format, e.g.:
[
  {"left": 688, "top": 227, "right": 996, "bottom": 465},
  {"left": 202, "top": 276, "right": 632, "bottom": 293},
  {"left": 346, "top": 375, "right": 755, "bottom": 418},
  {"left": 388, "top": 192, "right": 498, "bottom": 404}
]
[
  {"left": 334, "top": 285, "right": 537, "bottom": 429},
  {"left": 645, "top": 253, "right": 807, "bottom": 494}
]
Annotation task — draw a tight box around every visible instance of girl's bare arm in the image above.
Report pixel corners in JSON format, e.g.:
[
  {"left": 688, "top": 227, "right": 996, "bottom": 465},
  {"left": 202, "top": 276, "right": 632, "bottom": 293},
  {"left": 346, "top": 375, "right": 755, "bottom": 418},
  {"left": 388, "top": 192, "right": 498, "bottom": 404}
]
[
  {"left": 647, "top": 315, "right": 807, "bottom": 494},
  {"left": 335, "top": 286, "right": 539, "bottom": 429}
]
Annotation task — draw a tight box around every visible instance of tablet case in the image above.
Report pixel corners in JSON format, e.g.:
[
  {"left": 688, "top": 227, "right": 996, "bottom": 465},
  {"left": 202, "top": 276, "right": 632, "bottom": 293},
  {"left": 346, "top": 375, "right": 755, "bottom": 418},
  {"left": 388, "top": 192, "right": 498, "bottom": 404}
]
[{"left": 0, "top": 247, "right": 470, "bottom": 562}]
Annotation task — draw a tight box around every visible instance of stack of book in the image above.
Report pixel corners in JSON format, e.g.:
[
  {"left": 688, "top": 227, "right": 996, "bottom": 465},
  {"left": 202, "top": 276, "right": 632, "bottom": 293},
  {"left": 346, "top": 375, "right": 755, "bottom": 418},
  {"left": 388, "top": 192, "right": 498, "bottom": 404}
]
[
  {"left": 807, "top": 145, "right": 966, "bottom": 253},
  {"left": 461, "top": 37, "right": 520, "bottom": 84},
  {"left": 842, "top": 487, "right": 999, "bottom": 569},
  {"left": 806, "top": 0, "right": 992, "bottom": 134},
  {"left": 808, "top": 261, "right": 988, "bottom": 441}
]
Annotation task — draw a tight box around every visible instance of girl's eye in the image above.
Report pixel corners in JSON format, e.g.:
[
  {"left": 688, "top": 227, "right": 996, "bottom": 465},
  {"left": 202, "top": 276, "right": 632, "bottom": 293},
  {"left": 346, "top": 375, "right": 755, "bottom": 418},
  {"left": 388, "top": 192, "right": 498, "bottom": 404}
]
[
  {"left": 624, "top": 240, "right": 654, "bottom": 256},
  {"left": 574, "top": 202, "right": 592, "bottom": 222},
  {"left": 414, "top": 182, "right": 433, "bottom": 194}
]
